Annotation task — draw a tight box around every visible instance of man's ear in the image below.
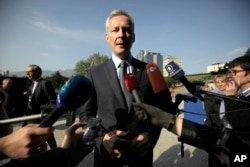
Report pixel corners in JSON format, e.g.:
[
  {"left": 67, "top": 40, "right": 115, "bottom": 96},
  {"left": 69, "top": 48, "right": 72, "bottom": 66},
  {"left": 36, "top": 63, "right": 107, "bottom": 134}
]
[{"left": 105, "top": 33, "right": 109, "bottom": 42}]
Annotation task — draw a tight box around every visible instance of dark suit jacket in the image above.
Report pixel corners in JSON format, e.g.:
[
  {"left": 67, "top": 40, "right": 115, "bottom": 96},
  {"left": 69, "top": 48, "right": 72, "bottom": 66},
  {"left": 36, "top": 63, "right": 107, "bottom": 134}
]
[
  {"left": 224, "top": 95, "right": 250, "bottom": 140},
  {"left": 27, "top": 78, "right": 56, "bottom": 115},
  {"left": 204, "top": 94, "right": 224, "bottom": 127},
  {"left": 78, "top": 58, "right": 163, "bottom": 167}
]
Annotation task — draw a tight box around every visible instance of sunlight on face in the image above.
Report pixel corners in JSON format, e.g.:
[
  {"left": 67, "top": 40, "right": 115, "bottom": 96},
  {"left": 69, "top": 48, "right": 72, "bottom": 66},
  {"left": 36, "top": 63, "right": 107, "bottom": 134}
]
[{"left": 106, "top": 15, "right": 134, "bottom": 58}]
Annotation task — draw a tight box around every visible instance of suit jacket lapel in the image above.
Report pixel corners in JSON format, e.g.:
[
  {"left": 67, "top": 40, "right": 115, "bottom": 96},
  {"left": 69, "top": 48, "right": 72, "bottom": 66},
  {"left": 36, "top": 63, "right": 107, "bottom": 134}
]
[
  {"left": 104, "top": 59, "right": 128, "bottom": 109},
  {"left": 131, "top": 57, "right": 144, "bottom": 84}
]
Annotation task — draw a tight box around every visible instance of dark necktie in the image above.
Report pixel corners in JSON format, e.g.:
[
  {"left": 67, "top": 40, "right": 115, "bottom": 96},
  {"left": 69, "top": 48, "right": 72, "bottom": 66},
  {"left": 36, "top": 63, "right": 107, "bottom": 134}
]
[
  {"left": 119, "top": 60, "right": 126, "bottom": 92},
  {"left": 119, "top": 61, "right": 131, "bottom": 108}
]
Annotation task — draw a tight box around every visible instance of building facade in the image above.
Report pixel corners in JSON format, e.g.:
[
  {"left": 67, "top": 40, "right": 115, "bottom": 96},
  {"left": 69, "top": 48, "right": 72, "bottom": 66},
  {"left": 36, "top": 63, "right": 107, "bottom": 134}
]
[
  {"left": 206, "top": 63, "right": 225, "bottom": 73},
  {"left": 137, "top": 50, "right": 163, "bottom": 71}
]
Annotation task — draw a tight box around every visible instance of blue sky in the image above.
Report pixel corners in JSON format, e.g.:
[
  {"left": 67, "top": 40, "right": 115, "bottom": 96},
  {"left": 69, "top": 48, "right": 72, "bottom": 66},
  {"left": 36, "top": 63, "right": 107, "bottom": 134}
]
[{"left": 0, "top": 0, "right": 249, "bottom": 74}]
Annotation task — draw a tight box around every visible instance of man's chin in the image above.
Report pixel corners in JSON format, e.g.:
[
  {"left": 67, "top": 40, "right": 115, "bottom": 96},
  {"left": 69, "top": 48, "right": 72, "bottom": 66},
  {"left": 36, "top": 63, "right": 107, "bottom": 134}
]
[
  {"left": 118, "top": 54, "right": 129, "bottom": 60},
  {"left": 116, "top": 51, "right": 130, "bottom": 59}
]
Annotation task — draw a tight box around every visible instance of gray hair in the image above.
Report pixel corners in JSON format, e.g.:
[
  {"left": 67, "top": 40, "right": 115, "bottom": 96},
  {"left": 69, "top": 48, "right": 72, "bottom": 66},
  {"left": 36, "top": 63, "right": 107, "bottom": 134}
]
[{"left": 105, "top": 9, "right": 134, "bottom": 33}]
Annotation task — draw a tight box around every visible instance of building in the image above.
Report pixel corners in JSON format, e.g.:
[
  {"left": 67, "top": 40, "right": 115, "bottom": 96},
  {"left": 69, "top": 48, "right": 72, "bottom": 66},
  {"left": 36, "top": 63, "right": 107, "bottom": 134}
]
[
  {"left": 137, "top": 50, "right": 163, "bottom": 71},
  {"left": 206, "top": 63, "right": 225, "bottom": 73},
  {"left": 163, "top": 56, "right": 182, "bottom": 77},
  {"left": 0, "top": 70, "right": 10, "bottom": 76}
]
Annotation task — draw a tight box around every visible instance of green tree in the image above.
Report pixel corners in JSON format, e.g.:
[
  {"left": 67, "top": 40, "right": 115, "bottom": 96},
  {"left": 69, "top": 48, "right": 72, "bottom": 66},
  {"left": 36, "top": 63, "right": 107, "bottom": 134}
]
[
  {"left": 46, "top": 71, "right": 68, "bottom": 92},
  {"left": 243, "top": 48, "right": 250, "bottom": 57},
  {"left": 75, "top": 53, "right": 109, "bottom": 76},
  {"left": 164, "top": 76, "right": 177, "bottom": 88}
]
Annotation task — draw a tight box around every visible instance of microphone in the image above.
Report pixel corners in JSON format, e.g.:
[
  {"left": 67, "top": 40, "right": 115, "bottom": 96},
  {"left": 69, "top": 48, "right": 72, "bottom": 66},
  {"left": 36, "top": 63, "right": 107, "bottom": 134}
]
[
  {"left": 124, "top": 73, "right": 141, "bottom": 103},
  {"left": 124, "top": 73, "right": 148, "bottom": 120},
  {"left": 165, "top": 61, "right": 204, "bottom": 101},
  {"left": 39, "top": 75, "right": 94, "bottom": 127},
  {"left": 146, "top": 62, "right": 179, "bottom": 114}
]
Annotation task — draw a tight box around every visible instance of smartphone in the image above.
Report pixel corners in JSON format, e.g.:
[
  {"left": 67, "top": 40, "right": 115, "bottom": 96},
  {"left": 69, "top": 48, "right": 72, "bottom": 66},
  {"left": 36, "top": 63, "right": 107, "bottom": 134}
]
[{"left": 82, "top": 118, "right": 101, "bottom": 145}]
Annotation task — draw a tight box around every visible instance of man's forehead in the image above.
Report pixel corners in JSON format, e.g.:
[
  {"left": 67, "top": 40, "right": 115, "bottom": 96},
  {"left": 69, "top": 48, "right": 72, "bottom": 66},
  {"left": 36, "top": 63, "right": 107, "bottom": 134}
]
[{"left": 230, "top": 65, "right": 242, "bottom": 70}]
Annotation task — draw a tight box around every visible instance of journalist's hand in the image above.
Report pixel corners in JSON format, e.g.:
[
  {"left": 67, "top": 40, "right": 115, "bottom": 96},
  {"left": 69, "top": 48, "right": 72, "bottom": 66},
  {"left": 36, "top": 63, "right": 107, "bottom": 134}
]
[
  {"left": 0, "top": 124, "right": 54, "bottom": 159},
  {"left": 102, "top": 130, "right": 131, "bottom": 158},
  {"left": 61, "top": 121, "right": 94, "bottom": 167}
]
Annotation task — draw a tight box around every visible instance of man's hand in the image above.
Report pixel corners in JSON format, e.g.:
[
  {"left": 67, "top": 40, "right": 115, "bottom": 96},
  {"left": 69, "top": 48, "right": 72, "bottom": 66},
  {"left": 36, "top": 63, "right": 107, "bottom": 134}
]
[
  {"left": 0, "top": 124, "right": 54, "bottom": 159},
  {"left": 133, "top": 103, "right": 169, "bottom": 129},
  {"left": 61, "top": 121, "right": 94, "bottom": 167},
  {"left": 127, "top": 132, "right": 151, "bottom": 156},
  {"left": 225, "top": 80, "right": 239, "bottom": 96},
  {"left": 102, "top": 130, "right": 131, "bottom": 158}
]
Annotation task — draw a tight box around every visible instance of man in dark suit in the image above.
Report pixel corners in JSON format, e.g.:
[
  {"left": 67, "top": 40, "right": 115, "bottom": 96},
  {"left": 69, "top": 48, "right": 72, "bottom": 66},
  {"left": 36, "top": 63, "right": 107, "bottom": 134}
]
[
  {"left": 224, "top": 56, "right": 250, "bottom": 142},
  {"left": 25, "top": 65, "right": 56, "bottom": 116},
  {"left": 24, "top": 64, "right": 57, "bottom": 148},
  {"left": 78, "top": 9, "right": 166, "bottom": 167}
]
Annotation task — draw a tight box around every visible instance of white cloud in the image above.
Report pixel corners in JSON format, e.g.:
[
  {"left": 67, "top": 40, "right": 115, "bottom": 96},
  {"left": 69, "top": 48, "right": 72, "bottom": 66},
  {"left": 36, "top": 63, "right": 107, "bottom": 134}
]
[
  {"left": 227, "top": 47, "right": 248, "bottom": 56},
  {"left": 31, "top": 20, "right": 104, "bottom": 42}
]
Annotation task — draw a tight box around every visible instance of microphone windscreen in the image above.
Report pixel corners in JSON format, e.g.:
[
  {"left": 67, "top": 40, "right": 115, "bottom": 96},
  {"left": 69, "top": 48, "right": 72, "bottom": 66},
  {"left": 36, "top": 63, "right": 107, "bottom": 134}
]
[
  {"left": 124, "top": 73, "right": 139, "bottom": 93},
  {"left": 146, "top": 62, "right": 168, "bottom": 93},
  {"left": 165, "top": 61, "right": 185, "bottom": 80},
  {"left": 147, "top": 62, "right": 179, "bottom": 114},
  {"left": 56, "top": 75, "right": 94, "bottom": 109}
]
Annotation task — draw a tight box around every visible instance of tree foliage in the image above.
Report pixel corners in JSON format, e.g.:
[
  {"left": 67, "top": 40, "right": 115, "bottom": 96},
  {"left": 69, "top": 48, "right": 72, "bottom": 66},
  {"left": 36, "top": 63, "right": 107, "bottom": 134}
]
[
  {"left": 243, "top": 47, "right": 250, "bottom": 57},
  {"left": 74, "top": 53, "right": 109, "bottom": 76},
  {"left": 164, "top": 76, "right": 177, "bottom": 88},
  {"left": 45, "top": 71, "right": 68, "bottom": 91}
]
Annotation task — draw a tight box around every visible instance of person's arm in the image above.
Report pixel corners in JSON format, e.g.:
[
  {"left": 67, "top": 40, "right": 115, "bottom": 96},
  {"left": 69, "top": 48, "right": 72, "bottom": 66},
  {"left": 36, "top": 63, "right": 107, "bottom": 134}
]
[
  {"left": 133, "top": 103, "right": 221, "bottom": 150},
  {"left": 0, "top": 124, "right": 54, "bottom": 159},
  {"left": 2, "top": 121, "right": 95, "bottom": 167}
]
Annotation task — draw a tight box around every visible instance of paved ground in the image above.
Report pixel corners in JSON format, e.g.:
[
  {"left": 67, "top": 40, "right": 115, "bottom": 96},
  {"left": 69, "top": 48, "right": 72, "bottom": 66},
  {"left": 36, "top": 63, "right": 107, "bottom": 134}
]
[{"left": 4, "top": 86, "right": 209, "bottom": 166}]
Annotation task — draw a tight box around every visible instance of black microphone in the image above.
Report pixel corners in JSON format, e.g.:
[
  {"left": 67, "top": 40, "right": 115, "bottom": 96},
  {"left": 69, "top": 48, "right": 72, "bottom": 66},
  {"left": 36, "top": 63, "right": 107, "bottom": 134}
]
[
  {"left": 39, "top": 75, "right": 94, "bottom": 127},
  {"left": 165, "top": 61, "right": 204, "bottom": 101}
]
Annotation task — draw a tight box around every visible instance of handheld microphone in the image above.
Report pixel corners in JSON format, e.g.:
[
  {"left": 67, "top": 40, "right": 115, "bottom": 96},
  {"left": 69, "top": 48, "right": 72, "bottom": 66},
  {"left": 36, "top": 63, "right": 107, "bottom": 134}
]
[
  {"left": 39, "top": 75, "right": 94, "bottom": 127},
  {"left": 124, "top": 73, "right": 148, "bottom": 120},
  {"left": 146, "top": 62, "right": 168, "bottom": 93},
  {"left": 124, "top": 73, "right": 141, "bottom": 103},
  {"left": 146, "top": 62, "right": 178, "bottom": 114},
  {"left": 165, "top": 61, "right": 204, "bottom": 101}
]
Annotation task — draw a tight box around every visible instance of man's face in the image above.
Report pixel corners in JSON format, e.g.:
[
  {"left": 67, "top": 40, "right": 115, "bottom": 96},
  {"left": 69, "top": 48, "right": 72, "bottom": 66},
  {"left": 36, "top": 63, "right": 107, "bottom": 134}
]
[
  {"left": 26, "top": 67, "right": 39, "bottom": 81},
  {"left": 227, "top": 65, "right": 250, "bottom": 90},
  {"left": 106, "top": 15, "right": 135, "bottom": 59}
]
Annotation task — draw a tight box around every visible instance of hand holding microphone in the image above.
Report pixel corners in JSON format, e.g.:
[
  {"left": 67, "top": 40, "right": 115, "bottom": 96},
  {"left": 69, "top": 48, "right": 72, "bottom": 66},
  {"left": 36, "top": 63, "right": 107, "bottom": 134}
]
[{"left": 146, "top": 62, "right": 179, "bottom": 114}]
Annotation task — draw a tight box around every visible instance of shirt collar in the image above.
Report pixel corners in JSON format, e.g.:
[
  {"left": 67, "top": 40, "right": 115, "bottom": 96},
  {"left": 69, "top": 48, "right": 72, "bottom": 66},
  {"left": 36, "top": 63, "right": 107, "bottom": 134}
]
[
  {"left": 241, "top": 88, "right": 250, "bottom": 97},
  {"left": 33, "top": 77, "right": 42, "bottom": 83},
  {"left": 112, "top": 54, "right": 132, "bottom": 69}
]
